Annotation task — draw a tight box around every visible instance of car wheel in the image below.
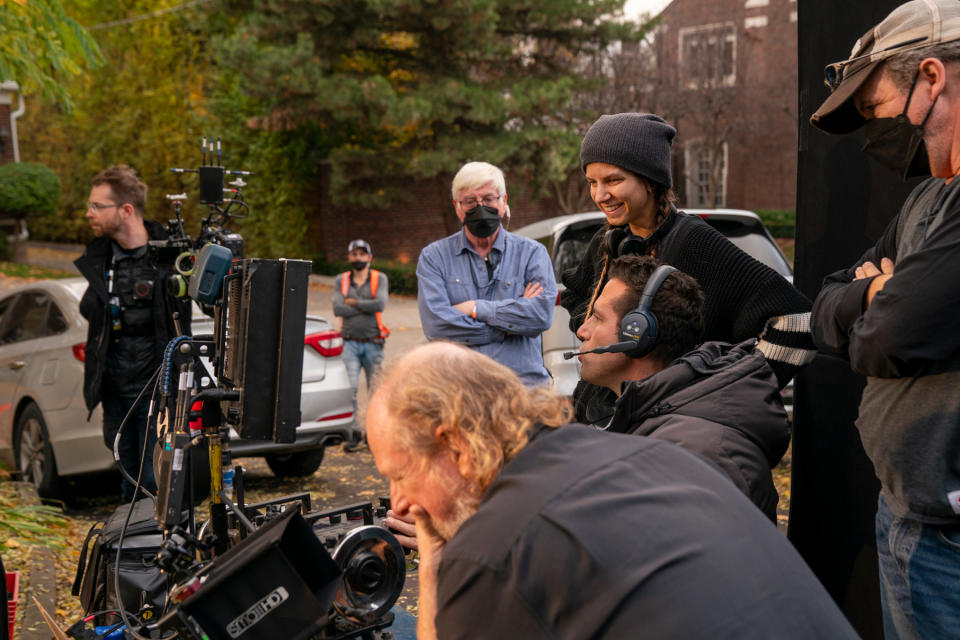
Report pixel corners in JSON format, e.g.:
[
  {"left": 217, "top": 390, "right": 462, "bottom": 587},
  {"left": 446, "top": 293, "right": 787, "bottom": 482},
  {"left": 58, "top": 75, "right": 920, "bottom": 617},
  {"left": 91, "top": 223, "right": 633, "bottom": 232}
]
[
  {"left": 14, "top": 403, "right": 61, "bottom": 498},
  {"left": 265, "top": 447, "right": 325, "bottom": 478}
]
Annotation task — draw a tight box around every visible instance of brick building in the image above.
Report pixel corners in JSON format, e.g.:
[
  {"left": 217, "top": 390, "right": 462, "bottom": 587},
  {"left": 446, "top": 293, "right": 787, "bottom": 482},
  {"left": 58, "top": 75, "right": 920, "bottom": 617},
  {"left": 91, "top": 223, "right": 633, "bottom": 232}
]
[
  {"left": 308, "top": 166, "right": 563, "bottom": 265},
  {"left": 653, "top": 0, "right": 798, "bottom": 211},
  {"left": 308, "top": 0, "right": 800, "bottom": 263},
  {"left": 0, "top": 82, "right": 23, "bottom": 166}
]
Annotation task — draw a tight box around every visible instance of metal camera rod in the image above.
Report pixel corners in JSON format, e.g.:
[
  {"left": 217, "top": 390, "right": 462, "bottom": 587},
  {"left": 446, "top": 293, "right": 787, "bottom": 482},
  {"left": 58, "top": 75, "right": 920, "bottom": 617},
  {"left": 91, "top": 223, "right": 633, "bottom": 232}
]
[{"left": 167, "top": 338, "right": 246, "bottom": 557}]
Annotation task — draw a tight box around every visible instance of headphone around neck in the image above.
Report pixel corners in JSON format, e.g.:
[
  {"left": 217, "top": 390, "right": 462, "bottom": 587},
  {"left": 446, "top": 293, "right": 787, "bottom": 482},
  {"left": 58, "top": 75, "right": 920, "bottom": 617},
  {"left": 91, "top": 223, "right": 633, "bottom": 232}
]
[
  {"left": 604, "top": 226, "right": 649, "bottom": 257},
  {"left": 619, "top": 264, "right": 677, "bottom": 358}
]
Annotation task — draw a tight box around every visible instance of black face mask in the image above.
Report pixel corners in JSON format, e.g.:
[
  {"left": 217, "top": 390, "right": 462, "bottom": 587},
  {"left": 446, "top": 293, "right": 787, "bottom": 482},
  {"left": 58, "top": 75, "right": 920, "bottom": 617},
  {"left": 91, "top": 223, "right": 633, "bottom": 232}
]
[
  {"left": 862, "top": 72, "right": 937, "bottom": 180},
  {"left": 351, "top": 260, "right": 369, "bottom": 271},
  {"left": 463, "top": 205, "right": 501, "bottom": 238}
]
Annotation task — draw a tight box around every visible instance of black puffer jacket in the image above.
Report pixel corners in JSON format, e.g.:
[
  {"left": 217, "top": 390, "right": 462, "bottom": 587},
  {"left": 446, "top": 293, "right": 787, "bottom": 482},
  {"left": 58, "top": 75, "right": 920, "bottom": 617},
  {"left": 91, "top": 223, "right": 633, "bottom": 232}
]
[
  {"left": 608, "top": 340, "right": 790, "bottom": 522},
  {"left": 75, "top": 220, "right": 192, "bottom": 414}
]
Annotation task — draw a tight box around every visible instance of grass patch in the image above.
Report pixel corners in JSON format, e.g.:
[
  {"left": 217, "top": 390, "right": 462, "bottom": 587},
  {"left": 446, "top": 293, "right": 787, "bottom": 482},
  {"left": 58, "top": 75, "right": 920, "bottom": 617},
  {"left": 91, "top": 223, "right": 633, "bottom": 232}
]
[
  {"left": 0, "top": 479, "right": 69, "bottom": 552},
  {"left": 755, "top": 210, "right": 796, "bottom": 239},
  {"left": 0, "top": 262, "right": 75, "bottom": 279},
  {"left": 775, "top": 238, "right": 795, "bottom": 267},
  {"left": 312, "top": 254, "right": 419, "bottom": 296}
]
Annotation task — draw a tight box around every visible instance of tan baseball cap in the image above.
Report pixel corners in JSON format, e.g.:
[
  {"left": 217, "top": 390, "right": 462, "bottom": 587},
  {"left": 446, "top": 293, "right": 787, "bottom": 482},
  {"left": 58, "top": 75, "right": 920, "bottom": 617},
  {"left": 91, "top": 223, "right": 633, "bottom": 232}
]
[{"left": 811, "top": 0, "right": 960, "bottom": 134}]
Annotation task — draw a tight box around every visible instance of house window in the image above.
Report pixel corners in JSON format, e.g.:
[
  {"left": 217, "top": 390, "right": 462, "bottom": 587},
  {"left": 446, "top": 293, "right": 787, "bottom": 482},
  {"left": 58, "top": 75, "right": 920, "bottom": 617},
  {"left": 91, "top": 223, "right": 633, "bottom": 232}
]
[
  {"left": 678, "top": 23, "right": 736, "bottom": 88},
  {"left": 684, "top": 142, "right": 727, "bottom": 208}
]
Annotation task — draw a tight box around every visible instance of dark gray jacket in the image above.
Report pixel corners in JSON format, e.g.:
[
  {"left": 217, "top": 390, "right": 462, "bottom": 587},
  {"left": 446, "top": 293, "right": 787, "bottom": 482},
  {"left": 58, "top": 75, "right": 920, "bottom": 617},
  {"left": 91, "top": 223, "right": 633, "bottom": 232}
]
[
  {"left": 75, "top": 220, "right": 192, "bottom": 414},
  {"left": 812, "top": 176, "right": 960, "bottom": 523},
  {"left": 608, "top": 340, "right": 790, "bottom": 521}
]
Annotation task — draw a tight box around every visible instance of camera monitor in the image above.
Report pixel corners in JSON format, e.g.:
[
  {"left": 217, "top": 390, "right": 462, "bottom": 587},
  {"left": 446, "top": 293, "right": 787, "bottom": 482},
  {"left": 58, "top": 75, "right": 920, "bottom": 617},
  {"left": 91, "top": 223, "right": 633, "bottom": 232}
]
[{"left": 217, "top": 258, "right": 311, "bottom": 443}]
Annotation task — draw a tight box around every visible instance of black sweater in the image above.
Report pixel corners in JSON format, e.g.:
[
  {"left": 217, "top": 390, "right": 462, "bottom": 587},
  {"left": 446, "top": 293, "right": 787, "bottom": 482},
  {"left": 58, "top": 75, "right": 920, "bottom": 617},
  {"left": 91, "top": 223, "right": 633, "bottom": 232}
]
[{"left": 560, "top": 210, "right": 814, "bottom": 423}]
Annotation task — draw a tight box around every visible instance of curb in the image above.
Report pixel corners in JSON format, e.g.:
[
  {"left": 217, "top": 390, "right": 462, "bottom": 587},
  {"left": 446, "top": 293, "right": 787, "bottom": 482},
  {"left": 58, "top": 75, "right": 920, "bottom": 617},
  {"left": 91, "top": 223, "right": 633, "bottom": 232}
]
[{"left": 9, "top": 482, "right": 57, "bottom": 640}]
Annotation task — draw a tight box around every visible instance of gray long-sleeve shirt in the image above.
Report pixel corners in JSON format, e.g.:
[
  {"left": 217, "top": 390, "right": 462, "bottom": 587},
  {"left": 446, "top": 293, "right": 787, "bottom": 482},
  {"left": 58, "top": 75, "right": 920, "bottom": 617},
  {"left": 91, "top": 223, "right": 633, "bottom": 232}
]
[
  {"left": 811, "top": 176, "right": 960, "bottom": 523},
  {"left": 333, "top": 270, "right": 388, "bottom": 341}
]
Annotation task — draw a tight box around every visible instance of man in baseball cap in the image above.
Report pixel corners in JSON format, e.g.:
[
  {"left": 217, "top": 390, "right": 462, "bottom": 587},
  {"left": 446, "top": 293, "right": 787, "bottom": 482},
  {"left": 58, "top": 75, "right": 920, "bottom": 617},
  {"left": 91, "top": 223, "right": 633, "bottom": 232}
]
[
  {"left": 333, "top": 238, "right": 389, "bottom": 451},
  {"left": 810, "top": 2, "right": 960, "bottom": 637}
]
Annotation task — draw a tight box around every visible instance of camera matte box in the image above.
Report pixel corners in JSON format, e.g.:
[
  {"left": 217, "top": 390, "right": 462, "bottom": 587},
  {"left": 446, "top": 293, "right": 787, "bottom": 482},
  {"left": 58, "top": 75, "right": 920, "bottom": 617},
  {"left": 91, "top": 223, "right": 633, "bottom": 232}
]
[{"left": 221, "top": 258, "right": 311, "bottom": 443}]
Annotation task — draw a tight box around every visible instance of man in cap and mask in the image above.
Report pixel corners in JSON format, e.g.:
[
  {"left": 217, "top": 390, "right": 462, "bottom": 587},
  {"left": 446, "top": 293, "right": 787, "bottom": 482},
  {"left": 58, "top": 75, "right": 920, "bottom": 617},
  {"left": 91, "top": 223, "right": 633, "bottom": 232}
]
[
  {"left": 333, "top": 238, "right": 388, "bottom": 451},
  {"left": 810, "top": 0, "right": 960, "bottom": 636},
  {"left": 416, "top": 161, "right": 556, "bottom": 386}
]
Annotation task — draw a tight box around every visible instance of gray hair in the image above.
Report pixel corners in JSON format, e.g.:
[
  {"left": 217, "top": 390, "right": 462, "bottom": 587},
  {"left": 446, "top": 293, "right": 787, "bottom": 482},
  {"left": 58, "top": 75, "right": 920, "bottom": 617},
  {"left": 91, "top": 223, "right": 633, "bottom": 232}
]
[
  {"left": 884, "top": 40, "right": 960, "bottom": 90},
  {"left": 451, "top": 162, "right": 506, "bottom": 201}
]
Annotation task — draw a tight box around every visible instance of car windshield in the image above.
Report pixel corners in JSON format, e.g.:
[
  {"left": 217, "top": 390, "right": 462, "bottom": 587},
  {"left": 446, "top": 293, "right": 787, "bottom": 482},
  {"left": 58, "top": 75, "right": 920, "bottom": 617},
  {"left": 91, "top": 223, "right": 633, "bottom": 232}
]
[{"left": 706, "top": 219, "right": 792, "bottom": 278}]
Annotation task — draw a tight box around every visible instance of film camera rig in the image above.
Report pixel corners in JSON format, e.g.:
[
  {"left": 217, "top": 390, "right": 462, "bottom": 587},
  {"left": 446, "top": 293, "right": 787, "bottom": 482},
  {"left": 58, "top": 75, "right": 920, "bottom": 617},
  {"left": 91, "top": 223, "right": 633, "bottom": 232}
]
[{"left": 71, "top": 139, "right": 406, "bottom": 640}]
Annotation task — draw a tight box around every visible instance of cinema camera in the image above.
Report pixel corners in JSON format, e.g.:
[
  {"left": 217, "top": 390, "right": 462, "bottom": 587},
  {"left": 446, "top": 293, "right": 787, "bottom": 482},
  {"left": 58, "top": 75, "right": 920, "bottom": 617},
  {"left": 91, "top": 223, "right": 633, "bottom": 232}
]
[{"left": 70, "top": 140, "right": 405, "bottom": 640}]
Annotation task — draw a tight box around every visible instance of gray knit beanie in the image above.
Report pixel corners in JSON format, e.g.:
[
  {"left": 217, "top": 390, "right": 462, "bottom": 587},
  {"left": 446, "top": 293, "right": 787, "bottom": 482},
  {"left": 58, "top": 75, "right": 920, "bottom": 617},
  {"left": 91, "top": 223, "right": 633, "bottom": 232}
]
[{"left": 580, "top": 113, "right": 676, "bottom": 188}]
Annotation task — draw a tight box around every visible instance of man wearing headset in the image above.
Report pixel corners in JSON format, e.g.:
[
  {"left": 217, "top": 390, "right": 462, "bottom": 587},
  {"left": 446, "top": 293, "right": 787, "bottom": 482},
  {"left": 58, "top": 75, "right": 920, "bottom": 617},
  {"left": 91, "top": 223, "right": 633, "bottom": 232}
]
[{"left": 575, "top": 255, "right": 790, "bottom": 522}]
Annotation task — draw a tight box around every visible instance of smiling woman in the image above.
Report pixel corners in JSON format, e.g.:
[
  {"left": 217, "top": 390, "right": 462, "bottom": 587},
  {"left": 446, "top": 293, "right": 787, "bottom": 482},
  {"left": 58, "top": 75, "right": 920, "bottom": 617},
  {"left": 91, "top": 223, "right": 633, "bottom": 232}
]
[
  {"left": 585, "top": 162, "right": 658, "bottom": 234},
  {"left": 560, "top": 112, "right": 816, "bottom": 426}
]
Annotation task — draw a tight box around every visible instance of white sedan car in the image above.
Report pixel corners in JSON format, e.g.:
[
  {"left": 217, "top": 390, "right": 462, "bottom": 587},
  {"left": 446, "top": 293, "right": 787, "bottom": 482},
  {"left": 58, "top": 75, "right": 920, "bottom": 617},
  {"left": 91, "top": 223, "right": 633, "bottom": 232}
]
[{"left": 0, "top": 278, "right": 357, "bottom": 498}]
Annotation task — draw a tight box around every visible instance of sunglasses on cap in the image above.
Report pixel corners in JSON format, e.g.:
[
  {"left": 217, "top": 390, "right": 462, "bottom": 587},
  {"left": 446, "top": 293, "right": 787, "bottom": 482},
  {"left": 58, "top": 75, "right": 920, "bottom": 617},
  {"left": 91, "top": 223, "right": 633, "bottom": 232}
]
[{"left": 823, "top": 35, "right": 928, "bottom": 91}]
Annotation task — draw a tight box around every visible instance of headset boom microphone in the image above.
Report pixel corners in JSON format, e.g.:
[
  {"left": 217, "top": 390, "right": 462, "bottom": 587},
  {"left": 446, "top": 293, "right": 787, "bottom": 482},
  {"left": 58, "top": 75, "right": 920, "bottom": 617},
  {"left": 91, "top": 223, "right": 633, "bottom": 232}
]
[{"left": 563, "top": 340, "right": 638, "bottom": 360}]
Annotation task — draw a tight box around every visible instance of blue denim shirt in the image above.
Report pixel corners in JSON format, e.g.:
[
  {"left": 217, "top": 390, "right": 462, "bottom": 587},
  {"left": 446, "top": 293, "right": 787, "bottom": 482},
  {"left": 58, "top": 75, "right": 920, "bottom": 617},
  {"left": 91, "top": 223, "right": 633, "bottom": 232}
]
[{"left": 417, "top": 227, "right": 556, "bottom": 386}]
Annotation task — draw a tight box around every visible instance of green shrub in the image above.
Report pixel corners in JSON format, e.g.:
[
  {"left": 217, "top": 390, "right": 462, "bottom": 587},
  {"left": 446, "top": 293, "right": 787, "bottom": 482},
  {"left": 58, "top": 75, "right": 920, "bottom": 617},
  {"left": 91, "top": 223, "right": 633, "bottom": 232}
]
[
  {"left": 313, "top": 254, "right": 419, "bottom": 296},
  {"left": 755, "top": 209, "right": 796, "bottom": 238},
  {"left": 0, "top": 162, "right": 61, "bottom": 218}
]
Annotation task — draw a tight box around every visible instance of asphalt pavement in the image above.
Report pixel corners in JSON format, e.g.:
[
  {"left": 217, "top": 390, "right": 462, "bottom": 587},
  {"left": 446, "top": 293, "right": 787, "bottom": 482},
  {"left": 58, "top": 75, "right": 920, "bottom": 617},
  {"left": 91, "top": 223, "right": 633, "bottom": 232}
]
[{"left": 308, "top": 275, "right": 426, "bottom": 414}]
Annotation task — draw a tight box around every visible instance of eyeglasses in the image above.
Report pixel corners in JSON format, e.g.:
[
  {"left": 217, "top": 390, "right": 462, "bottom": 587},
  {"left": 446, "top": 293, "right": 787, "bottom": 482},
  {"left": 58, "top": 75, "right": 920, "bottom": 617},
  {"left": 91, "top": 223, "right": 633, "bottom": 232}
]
[
  {"left": 458, "top": 194, "right": 502, "bottom": 209},
  {"left": 87, "top": 202, "right": 123, "bottom": 212},
  {"left": 823, "top": 36, "right": 927, "bottom": 91}
]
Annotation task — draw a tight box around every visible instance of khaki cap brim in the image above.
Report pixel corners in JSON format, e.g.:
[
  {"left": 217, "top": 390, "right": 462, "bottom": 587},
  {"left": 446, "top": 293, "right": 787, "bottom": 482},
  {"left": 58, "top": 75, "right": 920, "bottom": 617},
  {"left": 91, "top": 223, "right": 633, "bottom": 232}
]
[{"left": 810, "top": 58, "right": 883, "bottom": 135}]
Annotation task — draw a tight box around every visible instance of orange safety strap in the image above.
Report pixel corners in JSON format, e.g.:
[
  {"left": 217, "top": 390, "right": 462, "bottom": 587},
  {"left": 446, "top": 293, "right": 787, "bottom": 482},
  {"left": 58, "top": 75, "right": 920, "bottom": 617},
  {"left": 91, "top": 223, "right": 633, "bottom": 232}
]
[{"left": 340, "top": 270, "right": 389, "bottom": 338}]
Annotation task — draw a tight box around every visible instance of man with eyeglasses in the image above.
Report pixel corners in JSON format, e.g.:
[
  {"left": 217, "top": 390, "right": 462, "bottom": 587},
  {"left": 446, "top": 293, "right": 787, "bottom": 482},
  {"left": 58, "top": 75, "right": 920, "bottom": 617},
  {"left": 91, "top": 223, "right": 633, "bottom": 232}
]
[
  {"left": 810, "top": 1, "right": 960, "bottom": 636},
  {"left": 75, "top": 165, "right": 191, "bottom": 502},
  {"left": 416, "top": 161, "right": 556, "bottom": 386}
]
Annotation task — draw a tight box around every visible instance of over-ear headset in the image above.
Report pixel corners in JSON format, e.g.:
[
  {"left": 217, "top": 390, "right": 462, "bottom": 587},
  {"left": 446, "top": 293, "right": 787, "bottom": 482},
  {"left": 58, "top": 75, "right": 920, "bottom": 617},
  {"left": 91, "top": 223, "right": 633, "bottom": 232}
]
[
  {"left": 562, "top": 264, "right": 677, "bottom": 361},
  {"left": 619, "top": 264, "right": 677, "bottom": 358},
  {"left": 603, "top": 226, "right": 649, "bottom": 257}
]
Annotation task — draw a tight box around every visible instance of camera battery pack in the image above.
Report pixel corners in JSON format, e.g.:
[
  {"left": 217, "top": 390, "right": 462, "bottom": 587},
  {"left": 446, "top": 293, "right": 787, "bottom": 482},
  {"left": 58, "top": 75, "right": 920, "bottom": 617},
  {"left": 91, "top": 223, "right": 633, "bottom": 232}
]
[
  {"left": 198, "top": 165, "right": 225, "bottom": 204},
  {"left": 189, "top": 244, "right": 234, "bottom": 304}
]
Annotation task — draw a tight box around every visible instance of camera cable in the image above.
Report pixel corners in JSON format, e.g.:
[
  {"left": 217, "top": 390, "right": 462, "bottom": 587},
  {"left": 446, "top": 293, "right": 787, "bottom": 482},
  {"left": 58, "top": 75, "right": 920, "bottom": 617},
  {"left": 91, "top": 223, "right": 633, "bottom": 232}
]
[{"left": 111, "top": 367, "right": 162, "bottom": 503}]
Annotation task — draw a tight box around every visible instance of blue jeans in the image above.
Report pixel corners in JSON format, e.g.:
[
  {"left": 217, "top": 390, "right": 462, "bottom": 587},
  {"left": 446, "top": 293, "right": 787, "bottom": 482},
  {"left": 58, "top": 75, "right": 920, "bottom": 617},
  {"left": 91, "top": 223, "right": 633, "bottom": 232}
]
[
  {"left": 102, "top": 392, "right": 156, "bottom": 502},
  {"left": 876, "top": 493, "right": 960, "bottom": 639},
  {"left": 342, "top": 339, "right": 384, "bottom": 416}
]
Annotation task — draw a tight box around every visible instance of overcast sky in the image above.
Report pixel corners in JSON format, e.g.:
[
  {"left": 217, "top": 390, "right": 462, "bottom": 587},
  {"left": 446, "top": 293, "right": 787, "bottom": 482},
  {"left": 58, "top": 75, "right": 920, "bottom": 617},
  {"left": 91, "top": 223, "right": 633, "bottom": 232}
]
[{"left": 623, "top": 0, "right": 672, "bottom": 19}]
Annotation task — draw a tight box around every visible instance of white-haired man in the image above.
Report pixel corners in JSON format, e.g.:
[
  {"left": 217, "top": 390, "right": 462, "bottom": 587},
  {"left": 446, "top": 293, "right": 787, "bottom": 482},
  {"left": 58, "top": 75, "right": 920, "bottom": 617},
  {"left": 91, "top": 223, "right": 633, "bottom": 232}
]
[
  {"left": 415, "top": 161, "right": 556, "bottom": 386},
  {"left": 368, "top": 342, "right": 858, "bottom": 640}
]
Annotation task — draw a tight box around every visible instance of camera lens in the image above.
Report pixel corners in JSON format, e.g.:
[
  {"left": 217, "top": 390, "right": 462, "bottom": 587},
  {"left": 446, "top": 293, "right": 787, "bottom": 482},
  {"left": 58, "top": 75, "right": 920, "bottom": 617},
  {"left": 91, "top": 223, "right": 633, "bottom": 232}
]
[{"left": 347, "top": 551, "right": 385, "bottom": 593}]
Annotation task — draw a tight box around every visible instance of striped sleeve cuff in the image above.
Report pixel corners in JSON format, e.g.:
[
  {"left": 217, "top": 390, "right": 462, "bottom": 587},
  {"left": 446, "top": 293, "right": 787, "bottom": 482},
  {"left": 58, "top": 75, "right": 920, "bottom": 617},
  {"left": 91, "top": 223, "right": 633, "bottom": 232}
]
[{"left": 756, "top": 312, "right": 816, "bottom": 368}]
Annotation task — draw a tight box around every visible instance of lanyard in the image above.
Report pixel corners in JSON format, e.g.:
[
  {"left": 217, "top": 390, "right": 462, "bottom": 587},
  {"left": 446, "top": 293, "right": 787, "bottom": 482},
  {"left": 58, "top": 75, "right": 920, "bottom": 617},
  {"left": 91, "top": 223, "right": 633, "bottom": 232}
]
[{"left": 107, "top": 255, "right": 122, "bottom": 331}]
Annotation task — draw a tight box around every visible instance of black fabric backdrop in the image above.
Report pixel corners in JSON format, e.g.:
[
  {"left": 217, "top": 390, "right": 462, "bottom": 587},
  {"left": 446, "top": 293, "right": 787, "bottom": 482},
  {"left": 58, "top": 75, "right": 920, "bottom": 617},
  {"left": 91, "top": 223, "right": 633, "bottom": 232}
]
[{"left": 793, "top": 1, "right": 927, "bottom": 638}]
